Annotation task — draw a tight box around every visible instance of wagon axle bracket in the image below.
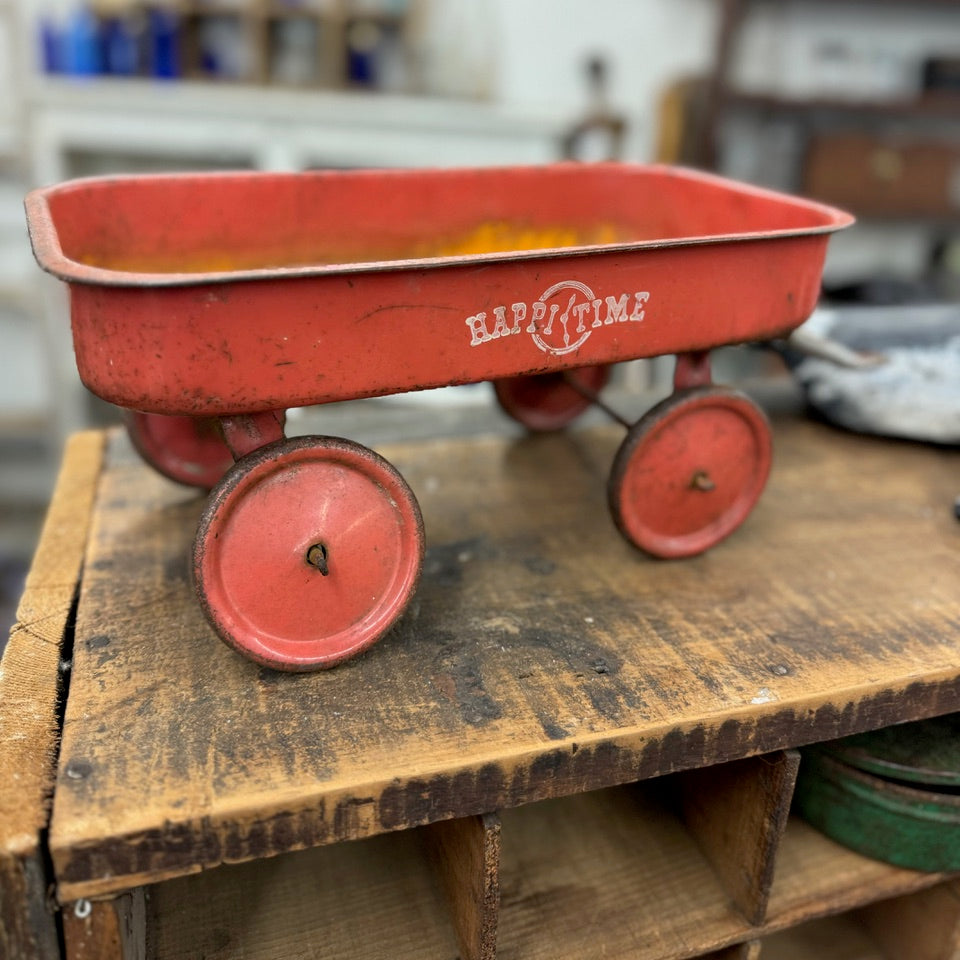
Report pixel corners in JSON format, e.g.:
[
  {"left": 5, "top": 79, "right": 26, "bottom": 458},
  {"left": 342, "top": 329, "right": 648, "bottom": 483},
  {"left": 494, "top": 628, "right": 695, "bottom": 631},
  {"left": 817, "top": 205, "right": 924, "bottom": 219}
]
[
  {"left": 220, "top": 410, "right": 286, "bottom": 461},
  {"left": 559, "top": 351, "right": 715, "bottom": 433},
  {"left": 559, "top": 370, "right": 631, "bottom": 428}
]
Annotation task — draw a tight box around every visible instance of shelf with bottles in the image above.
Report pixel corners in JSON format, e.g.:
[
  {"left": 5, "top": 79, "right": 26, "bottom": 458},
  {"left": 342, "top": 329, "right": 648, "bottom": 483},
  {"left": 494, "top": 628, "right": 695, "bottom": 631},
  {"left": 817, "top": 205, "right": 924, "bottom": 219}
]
[{"left": 35, "top": 0, "right": 417, "bottom": 93}]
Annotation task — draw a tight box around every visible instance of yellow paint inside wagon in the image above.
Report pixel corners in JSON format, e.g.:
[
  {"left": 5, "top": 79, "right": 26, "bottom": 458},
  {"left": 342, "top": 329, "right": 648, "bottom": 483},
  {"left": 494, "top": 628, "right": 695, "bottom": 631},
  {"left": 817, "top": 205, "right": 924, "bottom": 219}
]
[
  {"left": 76, "top": 221, "right": 626, "bottom": 275},
  {"left": 427, "top": 221, "right": 623, "bottom": 258}
]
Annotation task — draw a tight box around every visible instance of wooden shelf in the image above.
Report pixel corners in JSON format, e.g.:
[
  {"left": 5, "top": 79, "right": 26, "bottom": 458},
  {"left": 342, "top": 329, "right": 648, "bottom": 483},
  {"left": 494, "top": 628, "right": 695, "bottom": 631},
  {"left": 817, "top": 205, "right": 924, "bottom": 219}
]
[
  {"left": 67, "top": 0, "right": 411, "bottom": 92},
  {"left": 724, "top": 90, "right": 960, "bottom": 120},
  {"left": 48, "top": 418, "right": 960, "bottom": 904},
  {"left": 699, "top": 0, "right": 960, "bottom": 231},
  {"left": 497, "top": 787, "right": 750, "bottom": 960},
  {"left": 146, "top": 829, "right": 460, "bottom": 960},
  {"left": 138, "top": 784, "right": 956, "bottom": 960},
  {"left": 766, "top": 818, "right": 947, "bottom": 932}
]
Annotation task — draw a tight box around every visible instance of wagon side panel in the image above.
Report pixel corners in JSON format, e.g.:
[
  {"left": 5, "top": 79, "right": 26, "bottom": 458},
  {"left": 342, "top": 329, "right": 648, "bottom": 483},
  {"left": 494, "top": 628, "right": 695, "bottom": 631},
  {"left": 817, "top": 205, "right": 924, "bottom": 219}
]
[{"left": 69, "top": 234, "right": 829, "bottom": 416}]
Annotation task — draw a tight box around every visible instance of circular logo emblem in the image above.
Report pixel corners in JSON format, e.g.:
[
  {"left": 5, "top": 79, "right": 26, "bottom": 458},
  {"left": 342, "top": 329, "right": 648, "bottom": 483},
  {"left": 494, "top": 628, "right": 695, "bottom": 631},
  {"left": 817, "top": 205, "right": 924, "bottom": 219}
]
[{"left": 531, "top": 280, "right": 595, "bottom": 356}]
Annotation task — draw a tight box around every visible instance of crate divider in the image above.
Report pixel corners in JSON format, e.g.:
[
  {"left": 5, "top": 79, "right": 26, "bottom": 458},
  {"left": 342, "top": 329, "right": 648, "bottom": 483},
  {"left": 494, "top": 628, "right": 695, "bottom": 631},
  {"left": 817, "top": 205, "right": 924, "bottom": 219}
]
[
  {"left": 62, "top": 889, "right": 146, "bottom": 960},
  {"left": 672, "top": 750, "right": 800, "bottom": 925},
  {"left": 420, "top": 812, "right": 502, "bottom": 960}
]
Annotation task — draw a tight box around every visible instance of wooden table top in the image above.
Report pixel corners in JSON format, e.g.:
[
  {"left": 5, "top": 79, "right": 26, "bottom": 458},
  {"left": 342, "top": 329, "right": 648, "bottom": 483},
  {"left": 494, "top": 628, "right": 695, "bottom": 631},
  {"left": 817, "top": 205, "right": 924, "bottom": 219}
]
[{"left": 50, "top": 417, "right": 960, "bottom": 901}]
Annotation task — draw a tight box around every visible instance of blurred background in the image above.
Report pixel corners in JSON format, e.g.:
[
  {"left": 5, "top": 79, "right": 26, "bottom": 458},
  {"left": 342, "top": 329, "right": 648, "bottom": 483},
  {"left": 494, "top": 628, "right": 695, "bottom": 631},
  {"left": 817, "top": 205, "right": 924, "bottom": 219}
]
[{"left": 1, "top": 0, "right": 959, "bottom": 635}]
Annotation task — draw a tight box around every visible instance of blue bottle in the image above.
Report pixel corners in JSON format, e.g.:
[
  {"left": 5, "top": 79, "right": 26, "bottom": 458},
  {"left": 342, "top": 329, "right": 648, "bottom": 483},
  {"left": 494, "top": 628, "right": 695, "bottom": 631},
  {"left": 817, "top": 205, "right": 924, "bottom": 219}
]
[
  {"left": 63, "top": 5, "right": 102, "bottom": 76},
  {"left": 148, "top": 8, "right": 181, "bottom": 79}
]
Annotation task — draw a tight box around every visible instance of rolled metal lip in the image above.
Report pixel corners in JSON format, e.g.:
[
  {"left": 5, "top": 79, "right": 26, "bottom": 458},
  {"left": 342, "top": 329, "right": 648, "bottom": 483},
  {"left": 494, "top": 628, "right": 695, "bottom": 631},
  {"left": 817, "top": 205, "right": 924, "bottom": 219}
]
[{"left": 24, "top": 162, "right": 855, "bottom": 289}]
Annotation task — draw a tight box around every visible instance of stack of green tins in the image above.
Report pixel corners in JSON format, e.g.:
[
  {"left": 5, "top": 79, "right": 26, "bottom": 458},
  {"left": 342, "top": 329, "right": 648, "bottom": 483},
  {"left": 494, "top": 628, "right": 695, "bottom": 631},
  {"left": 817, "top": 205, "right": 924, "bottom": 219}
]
[{"left": 795, "top": 714, "right": 960, "bottom": 872}]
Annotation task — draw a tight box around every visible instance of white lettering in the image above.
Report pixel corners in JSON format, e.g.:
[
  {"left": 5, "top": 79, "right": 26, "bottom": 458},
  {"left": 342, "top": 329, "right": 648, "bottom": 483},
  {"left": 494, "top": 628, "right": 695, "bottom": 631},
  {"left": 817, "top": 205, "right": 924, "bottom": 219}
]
[
  {"left": 463, "top": 281, "right": 651, "bottom": 356},
  {"left": 527, "top": 300, "right": 547, "bottom": 334},
  {"left": 573, "top": 301, "right": 591, "bottom": 333},
  {"left": 604, "top": 294, "right": 630, "bottom": 324},
  {"left": 544, "top": 302, "right": 560, "bottom": 336},
  {"left": 631, "top": 292, "right": 649, "bottom": 322},
  {"left": 465, "top": 312, "right": 491, "bottom": 346},
  {"left": 591, "top": 298, "right": 603, "bottom": 328},
  {"left": 490, "top": 306, "right": 513, "bottom": 339},
  {"left": 555, "top": 294, "right": 576, "bottom": 347}
]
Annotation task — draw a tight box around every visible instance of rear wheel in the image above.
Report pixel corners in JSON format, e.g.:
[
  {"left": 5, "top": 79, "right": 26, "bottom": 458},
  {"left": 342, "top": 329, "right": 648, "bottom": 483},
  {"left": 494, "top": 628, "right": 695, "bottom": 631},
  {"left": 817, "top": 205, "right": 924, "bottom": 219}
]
[
  {"left": 493, "top": 365, "right": 610, "bottom": 431},
  {"left": 125, "top": 412, "right": 234, "bottom": 489}
]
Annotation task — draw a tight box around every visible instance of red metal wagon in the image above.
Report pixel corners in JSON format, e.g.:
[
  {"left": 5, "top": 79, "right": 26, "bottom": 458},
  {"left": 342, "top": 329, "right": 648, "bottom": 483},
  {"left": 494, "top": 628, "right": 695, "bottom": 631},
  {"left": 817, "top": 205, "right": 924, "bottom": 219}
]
[{"left": 25, "top": 163, "right": 852, "bottom": 671}]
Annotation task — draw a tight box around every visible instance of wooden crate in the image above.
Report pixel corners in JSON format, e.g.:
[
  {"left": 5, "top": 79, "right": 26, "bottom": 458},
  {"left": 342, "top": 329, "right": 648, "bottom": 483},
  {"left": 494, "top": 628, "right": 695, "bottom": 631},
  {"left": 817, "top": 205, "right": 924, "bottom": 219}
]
[{"left": 3, "top": 415, "right": 960, "bottom": 959}]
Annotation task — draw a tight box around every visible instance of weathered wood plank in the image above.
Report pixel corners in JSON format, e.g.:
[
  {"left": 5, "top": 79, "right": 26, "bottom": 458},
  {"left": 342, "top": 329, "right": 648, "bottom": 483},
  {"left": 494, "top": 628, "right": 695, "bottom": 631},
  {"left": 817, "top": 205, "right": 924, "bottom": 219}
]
[
  {"left": 62, "top": 891, "right": 145, "bottom": 960},
  {"left": 139, "top": 786, "right": 958, "bottom": 960},
  {"left": 0, "top": 431, "right": 105, "bottom": 959},
  {"left": 51, "top": 419, "right": 960, "bottom": 900},
  {"left": 677, "top": 750, "right": 799, "bottom": 924},
  {"left": 421, "top": 813, "right": 500, "bottom": 960},
  {"left": 498, "top": 791, "right": 949, "bottom": 960}
]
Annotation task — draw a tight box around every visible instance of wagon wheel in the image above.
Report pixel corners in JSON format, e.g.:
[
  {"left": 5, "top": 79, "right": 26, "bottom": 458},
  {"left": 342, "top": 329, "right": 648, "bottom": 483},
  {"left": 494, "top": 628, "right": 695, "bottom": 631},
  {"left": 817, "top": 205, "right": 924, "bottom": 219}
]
[
  {"left": 193, "top": 436, "right": 425, "bottom": 672},
  {"left": 493, "top": 365, "right": 610, "bottom": 431},
  {"left": 608, "top": 387, "right": 772, "bottom": 559},
  {"left": 124, "top": 412, "right": 235, "bottom": 489}
]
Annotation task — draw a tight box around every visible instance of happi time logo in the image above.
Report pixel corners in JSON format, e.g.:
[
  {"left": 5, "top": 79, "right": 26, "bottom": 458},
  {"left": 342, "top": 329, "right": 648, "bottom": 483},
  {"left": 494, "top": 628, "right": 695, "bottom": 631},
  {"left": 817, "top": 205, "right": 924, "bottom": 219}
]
[{"left": 464, "top": 280, "right": 649, "bottom": 356}]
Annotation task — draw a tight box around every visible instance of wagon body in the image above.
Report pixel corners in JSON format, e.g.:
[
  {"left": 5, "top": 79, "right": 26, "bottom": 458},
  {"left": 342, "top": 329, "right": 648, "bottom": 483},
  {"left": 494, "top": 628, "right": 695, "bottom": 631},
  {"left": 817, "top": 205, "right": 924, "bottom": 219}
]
[
  {"left": 25, "top": 163, "right": 853, "bottom": 672},
  {"left": 26, "top": 164, "right": 852, "bottom": 416}
]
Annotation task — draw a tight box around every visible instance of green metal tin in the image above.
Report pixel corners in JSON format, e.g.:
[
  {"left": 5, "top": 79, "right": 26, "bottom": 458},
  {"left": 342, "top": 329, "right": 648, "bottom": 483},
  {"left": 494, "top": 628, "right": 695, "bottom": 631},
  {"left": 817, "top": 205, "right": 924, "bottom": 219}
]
[
  {"left": 821, "top": 714, "right": 960, "bottom": 788},
  {"left": 794, "top": 746, "right": 960, "bottom": 872}
]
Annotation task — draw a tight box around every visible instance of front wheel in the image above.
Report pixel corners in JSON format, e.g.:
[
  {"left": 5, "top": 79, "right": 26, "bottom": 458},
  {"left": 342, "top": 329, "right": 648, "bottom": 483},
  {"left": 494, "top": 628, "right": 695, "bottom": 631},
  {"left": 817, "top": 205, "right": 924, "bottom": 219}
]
[{"left": 193, "top": 436, "right": 425, "bottom": 671}]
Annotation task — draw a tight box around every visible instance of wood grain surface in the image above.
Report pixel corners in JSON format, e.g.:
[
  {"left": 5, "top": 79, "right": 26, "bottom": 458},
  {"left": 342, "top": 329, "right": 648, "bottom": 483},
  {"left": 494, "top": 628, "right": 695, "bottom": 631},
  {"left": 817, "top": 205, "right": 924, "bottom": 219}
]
[
  {"left": 677, "top": 749, "right": 799, "bottom": 924},
  {"left": 0, "top": 431, "right": 105, "bottom": 959},
  {"left": 50, "top": 418, "right": 960, "bottom": 901},
  {"left": 496, "top": 785, "right": 748, "bottom": 960},
  {"left": 496, "top": 784, "right": 948, "bottom": 960},
  {"left": 760, "top": 914, "right": 884, "bottom": 960},
  {"left": 700, "top": 944, "right": 761, "bottom": 960}
]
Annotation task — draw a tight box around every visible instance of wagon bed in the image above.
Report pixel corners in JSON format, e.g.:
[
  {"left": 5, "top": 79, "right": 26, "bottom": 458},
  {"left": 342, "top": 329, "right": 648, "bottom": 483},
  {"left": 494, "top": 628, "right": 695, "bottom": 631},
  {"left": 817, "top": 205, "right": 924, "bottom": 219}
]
[{"left": 26, "top": 163, "right": 851, "bottom": 415}]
